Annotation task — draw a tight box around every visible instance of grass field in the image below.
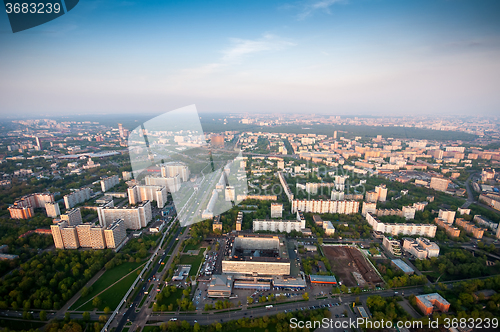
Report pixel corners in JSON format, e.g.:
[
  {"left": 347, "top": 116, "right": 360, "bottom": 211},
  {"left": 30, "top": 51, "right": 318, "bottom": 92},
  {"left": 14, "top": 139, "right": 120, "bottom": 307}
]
[
  {"left": 179, "top": 252, "right": 204, "bottom": 276},
  {"left": 183, "top": 242, "right": 205, "bottom": 252},
  {"left": 71, "top": 261, "right": 143, "bottom": 310},
  {"left": 81, "top": 269, "right": 139, "bottom": 311}
]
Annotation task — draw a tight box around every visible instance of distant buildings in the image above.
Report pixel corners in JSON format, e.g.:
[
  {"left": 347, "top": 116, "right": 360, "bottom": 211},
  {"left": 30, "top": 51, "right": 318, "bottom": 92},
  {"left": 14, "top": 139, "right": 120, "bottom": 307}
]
[
  {"left": 101, "top": 175, "right": 119, "bottom": 192},
  {"left": 64, "top": 187, "right": 92, "bottom": 209},
  {"left": 98, "top": 200, "right": 152, "bottom": 230},
  {"left": 365, "top": 212, "right": 437, "bottom": 237},
  {"left": 455, "top": 218, "right": 485, "bottom": 239},
  {"left": 291, "top": 199, "right": 359, "bottom": 214},
  {"left": 253, "top": 218, "right": 305, "bottom": 233},
  {"left": 211, "top": 134, "right": 225, "bottom": 148},
  {"left": 8, "top": 193, "right": 55, "bottom": 219},
  {"left": 416, "top": 293, "right": 450, "bottom": 315},
  {"left": 402, "top": 237, "right": 440, "bottom": 259},
  {"left": 430, "top": 177, "right": 450, "bottom": 192}
]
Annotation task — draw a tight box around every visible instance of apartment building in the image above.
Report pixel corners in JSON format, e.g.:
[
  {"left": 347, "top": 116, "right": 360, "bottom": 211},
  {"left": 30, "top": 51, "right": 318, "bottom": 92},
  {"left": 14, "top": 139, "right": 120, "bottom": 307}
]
[
  {"left": 213, "top": 215, "right": 223, "bottom": 232},
  {"left": 455, "top": 218, "right": 485, "bottom": 239},
  {"left": 382, "top": 236, "right": 402, "bottom": 257},
  {"left": 64, "top": 187, "right": 92, "bottom": 209},
  {"left": 101, "top": 175, "right": 119, "bottom": 192},
  {"left": 59, "top": 208, "right": 83, "bottom": 226},
  {"left": 438, "top": 210, "right": 456, "bottom": 224},
  {"left": 98, "top": 200, "right": 152, "bottom": 230},
  {"left": 291, "top": 199, "right": 359, "bottom": 214},
  {"left": 8, "top": 193, "right": 55, "bottom": 219},
  {"left": 45, "top": 202, "right": 61, "bottom": 218},
  {"left": 161, "top": 162, "right": 190, "bottom": 182},
  {"left": 128, "top": 185, "right": 167, "bottom": 208},
  {"left": 430, "top": 177, "right": 450, "bottom": 192},
  {"left": 271, "top": 203, "right": 283, "bottom": 218},
  {"left": 323, "top": 220, "right": 335, "bottom": 235},
  {"left": 253, "top": 219, "right": 304, "bottom": 233},
  {"left": 402, "top": 237, "right": 440, "bottom": 259},
  {"left": 145, "top": 175, "right": 181, "bottom": 192},
  {"left": 278, "top": 171, "right": 294, "bottom": 202},
  {"left": 236, "top": 211, "right": 243, "bottom": 231},
  {"left": 365, "top": 213, "right": 437, "bottom": 237},
  {"left": 104, "top": 219, "right": 127, "bottom": 249},
  {"left": 435, "top": 218, "right": 460, "bottom": 238}
]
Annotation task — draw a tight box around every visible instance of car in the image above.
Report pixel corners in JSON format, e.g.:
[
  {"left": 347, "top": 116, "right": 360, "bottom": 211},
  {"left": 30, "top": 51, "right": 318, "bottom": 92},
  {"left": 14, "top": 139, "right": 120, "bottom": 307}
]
[{"left": 170, "top": 318, "right": 177, "bottom": 321}]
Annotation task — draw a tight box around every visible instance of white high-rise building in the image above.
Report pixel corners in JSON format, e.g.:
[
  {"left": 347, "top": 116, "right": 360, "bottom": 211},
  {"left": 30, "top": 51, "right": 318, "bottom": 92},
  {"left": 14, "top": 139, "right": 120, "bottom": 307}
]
[
  {"left": 64, "top": 187, "right": 92, "bottom": 209},
  {"left": 101, "top": 175, "right": 119, "bottom": 192},
  {"left": 45, "top": 202, "right": 61, "bottom": 218},
  {"left": 271, "top": 203, "right": 283, "bottom": 218},
  {"left": 128, "top": 185, "right": 167, "bottom": 208},
  {"left": 161, "top": 163, "right": 190, "bottom": 182},
  {"left": 98, "top": 200, "right": 152, "bottom": 230}
]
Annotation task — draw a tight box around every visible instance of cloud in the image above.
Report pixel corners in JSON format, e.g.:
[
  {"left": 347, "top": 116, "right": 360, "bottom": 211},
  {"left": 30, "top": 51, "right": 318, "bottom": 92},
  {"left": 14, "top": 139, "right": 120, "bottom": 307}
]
[
  {"left": 297, "top": 0, "right": 344, "bottom": 20},
  {"left": 221, "top": 34, "right": 296, "bottom": 62},
  {"left": 179, "top": 34, "right": 296, "bottom": 78}
]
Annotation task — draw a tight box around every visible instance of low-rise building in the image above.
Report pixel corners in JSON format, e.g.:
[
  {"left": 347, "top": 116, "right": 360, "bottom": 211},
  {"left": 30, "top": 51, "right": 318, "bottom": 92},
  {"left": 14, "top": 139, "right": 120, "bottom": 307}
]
[
  {"left": 416, "top": 293, "right": 450, "bottom": 315},
  {"left": 383, "top": 236, "right": 402, "bottom": 257}
]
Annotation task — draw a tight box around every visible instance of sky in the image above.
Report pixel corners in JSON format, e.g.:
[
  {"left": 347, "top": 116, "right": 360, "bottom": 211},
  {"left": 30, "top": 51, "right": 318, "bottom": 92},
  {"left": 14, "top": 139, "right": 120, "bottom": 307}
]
[{"left": 1, "top": 0, "right": 500, "bottom": 117}]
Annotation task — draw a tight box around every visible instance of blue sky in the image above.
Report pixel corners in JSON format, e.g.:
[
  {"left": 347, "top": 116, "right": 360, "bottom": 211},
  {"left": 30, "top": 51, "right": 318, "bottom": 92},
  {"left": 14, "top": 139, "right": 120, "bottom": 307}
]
[{"left": 1, "top": 0, "right": 500, "bottom": 117}]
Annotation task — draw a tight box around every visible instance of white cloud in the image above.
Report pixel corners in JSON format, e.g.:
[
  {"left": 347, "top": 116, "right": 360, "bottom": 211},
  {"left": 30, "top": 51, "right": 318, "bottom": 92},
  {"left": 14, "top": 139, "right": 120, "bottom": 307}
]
[
  {"left": 221, "top": 34, "right": 296, "bottom": 62},
  {"left": 178, "top": 34, "right": 296, "bottom": 78},
  {"left": 297, "top": 0, "right": 344, "bottom": 20}
]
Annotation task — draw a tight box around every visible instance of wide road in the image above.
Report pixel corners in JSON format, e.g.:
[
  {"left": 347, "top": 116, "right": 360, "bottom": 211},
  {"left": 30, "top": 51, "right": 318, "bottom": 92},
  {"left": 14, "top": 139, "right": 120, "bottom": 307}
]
[
  {"left": 147, "top": 287, "right": 425, "bottom": 325},
  {"left": 111, "top": 224, "right": 185, "bottom": 332}
]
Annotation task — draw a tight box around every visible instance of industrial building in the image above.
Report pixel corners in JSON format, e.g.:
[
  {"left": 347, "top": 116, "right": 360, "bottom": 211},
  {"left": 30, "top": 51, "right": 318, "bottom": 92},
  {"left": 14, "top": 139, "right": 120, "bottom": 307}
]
[{"left": 222, "top": 234, "right": 291, "bottom": 276}]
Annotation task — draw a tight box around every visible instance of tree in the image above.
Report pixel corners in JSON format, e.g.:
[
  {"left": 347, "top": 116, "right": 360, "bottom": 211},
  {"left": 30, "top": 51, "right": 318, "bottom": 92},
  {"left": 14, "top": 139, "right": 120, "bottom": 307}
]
[
  {"left": 92, "top": 296, "right": 102, "bottom": 308},
  {"left": 216, "top": 323, "right": 222, "bottom": 331},
  {"left": 39, "top": 310, "right": 47, "bottom": 321},
  {"left": 82, "top": 311, "right": 90, "bottom": 322},
  {"left": 302, "top": 292, "right": 309, "bottom": 301},
  {"left": 104, "top": 306, "right": 111, "bottom": 314},
  {"left": 193, "top": 323, "right": 200, "bottom": 332}
]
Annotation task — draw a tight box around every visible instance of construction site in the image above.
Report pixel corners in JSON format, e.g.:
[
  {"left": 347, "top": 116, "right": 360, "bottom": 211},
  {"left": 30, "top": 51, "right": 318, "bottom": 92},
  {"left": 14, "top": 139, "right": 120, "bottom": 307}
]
[{"left": 323, "top": 245, "right": 383, "bottom": 288}]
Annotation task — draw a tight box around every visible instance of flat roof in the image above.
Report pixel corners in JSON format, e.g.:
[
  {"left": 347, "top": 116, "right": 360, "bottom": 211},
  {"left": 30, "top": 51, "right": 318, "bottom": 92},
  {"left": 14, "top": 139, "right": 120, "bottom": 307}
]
[
  {"left": 309, "top": 275, "right": 337, "bottom": 283},
  {"left": 416, "top": 293, "right": 450, "bottom": 308},
  {"left": 391, "top": 259, "right": 414, "bottom": 273}
]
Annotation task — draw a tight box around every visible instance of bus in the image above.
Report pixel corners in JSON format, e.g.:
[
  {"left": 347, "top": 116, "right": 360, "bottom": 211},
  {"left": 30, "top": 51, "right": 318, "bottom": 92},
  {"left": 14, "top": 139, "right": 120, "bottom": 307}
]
[{"left": 265, "top": 305, "right": 273, "bottom": 310}]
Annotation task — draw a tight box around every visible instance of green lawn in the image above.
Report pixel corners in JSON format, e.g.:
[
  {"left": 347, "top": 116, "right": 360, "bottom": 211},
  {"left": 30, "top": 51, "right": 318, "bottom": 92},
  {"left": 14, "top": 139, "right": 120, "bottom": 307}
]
[
  {"left": 71, "top": 261, "right": 143, "bottom": 310},
  {"left": 183, "top": 242, "right": 204, "bottom": 252},
  {"left": 141, "top": 326, "right": 158, "bottom": 332},
  {"left": 80, "top": 269, "right": 139, "bottom": 311},
  {"left": 179, "top": 252, "right": 204, "bottom": 276}
]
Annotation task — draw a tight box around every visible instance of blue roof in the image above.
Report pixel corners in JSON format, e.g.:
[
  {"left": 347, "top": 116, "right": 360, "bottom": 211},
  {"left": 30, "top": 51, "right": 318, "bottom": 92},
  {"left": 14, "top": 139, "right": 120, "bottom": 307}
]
[{"left": 392, "top": 259, "right": 414, "bottom": 273}]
